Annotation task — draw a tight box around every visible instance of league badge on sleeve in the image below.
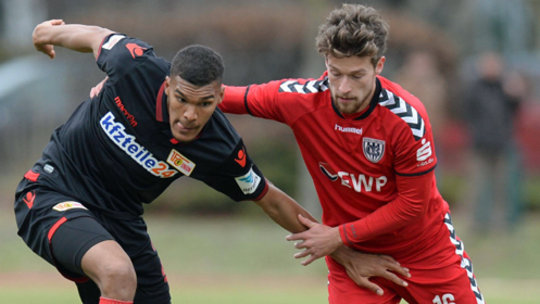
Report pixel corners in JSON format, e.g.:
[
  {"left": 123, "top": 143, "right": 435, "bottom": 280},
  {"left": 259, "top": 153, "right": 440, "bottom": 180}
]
[
  {"left": 235, "top": 166, "right": 262, "bottom": 195},
  {"left": 362, "top": 137, "right": 385, "bottom": 163}
]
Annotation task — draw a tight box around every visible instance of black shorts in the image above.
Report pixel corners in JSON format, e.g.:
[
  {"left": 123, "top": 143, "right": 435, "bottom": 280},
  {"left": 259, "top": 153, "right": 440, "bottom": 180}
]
[{"left": 14, "top": 178, "right": 171, "bottom": 304}]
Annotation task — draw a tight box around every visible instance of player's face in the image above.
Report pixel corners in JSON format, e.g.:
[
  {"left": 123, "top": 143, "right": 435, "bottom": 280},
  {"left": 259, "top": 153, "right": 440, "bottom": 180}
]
[
  {"left": 326, "top": 54, "right": 385, "bottom": 115},
  {"left": 165, "top": 75, "right": 223, "bottom": 142}
]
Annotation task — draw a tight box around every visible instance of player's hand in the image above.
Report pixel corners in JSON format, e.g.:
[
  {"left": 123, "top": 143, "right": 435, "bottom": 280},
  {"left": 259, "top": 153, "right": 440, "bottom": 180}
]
[
  {"left": 286, "top": 214, "right": 342, "bottom": 266},
  {"left": 90, "top": 76, "right": 109, "bottom": 98},
  {"left": 331, "top": 246, "right": 411, "bottom": 296},
  {"left": 32, "top": 19, "right": 65, "bottom": 59}
]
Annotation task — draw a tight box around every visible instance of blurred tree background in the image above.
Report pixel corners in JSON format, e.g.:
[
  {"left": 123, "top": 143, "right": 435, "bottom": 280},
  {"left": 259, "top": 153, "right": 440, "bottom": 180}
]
[{"left": 1, "top": 0, "right": 539, "bottom": 218}]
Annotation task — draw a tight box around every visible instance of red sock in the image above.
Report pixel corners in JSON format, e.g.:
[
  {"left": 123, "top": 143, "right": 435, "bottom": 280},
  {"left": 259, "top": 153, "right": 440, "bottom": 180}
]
[{"left": 99, "top": 297, "right": 133, "bottom": 304}]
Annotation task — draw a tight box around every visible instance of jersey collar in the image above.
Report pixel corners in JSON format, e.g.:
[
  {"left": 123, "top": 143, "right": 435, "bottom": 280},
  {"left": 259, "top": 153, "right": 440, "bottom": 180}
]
[
  {"left": 154, "top": 80, "right": 180, "bottom": 144},
  {"left": 332, "top": 77, "right": 381, "bottom": 120},
  {"left": 155, "top": 80, "right": 169, "bottom": 123}
]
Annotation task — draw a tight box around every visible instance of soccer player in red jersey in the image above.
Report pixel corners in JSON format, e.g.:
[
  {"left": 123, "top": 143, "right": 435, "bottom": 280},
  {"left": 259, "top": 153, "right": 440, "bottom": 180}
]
[{"left": 220, "top": 4, "right": 485, "bottom": 304}]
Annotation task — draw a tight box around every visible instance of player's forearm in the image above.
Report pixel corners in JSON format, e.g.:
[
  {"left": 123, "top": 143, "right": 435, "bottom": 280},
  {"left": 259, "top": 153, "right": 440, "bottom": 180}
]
[
  {"left": 338, "top": 172, "right": 432, "bottom": 245},
  {"left": 33, "top": 21, "right": 113, "bottom": 58},
  {"left": 255, "top": 181, "right": 317, "bottom": 233}
]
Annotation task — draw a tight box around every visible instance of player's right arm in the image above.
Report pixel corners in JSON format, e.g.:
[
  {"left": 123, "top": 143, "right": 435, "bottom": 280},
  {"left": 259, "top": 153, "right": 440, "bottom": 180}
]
[
  {"left": 222, "top": 83, "right": 412, "bottom": 294},
  {"left": 32, "top": 19, "right": 114, "bottom": 59}
]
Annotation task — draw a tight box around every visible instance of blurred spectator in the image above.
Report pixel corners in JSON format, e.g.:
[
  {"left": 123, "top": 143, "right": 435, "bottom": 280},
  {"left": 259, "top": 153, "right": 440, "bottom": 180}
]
[
  {"left": 394, "top": 50, "right": 451, "bottom": 183},
  {"left": 462, "top": 51, "right": 525, "bottom": 233},
  {"left": 395, "top": 49, "right": 448, "bottom": 146}
]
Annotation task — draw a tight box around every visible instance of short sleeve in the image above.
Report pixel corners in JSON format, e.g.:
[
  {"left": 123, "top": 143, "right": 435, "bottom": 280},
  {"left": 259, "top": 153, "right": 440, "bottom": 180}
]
[
  {"left": 393, "top": 112, "right": 437, "bottom": 176},
  {"left": 96, "top": 34, "right": 155, "bottom": 79},
  {"left": 198, "top": 141, "right": 268, "bottom": 201}
]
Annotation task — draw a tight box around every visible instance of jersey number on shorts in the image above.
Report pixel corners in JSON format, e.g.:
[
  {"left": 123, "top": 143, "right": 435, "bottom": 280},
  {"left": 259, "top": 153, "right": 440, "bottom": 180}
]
[{"left": 432, "top": 293, "right": 455, "bottom": 304}]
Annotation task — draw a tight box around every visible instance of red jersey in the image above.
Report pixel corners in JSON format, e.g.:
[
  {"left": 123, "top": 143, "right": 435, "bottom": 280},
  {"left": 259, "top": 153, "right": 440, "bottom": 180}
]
[{"left": 221, "top": 73, "right": 453, "bottom": 264}]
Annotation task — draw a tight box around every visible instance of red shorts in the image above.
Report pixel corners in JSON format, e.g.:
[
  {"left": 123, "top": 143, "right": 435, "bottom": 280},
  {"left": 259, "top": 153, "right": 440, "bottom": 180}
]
[{"left": 327, "top": 214, "right": 485, "bottom": 304}]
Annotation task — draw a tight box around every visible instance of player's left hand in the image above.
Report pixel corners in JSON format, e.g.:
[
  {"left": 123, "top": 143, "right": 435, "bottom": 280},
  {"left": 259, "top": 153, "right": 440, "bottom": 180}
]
[
  {"left": 32, "top": 19, "right": 65, "bottom": 59},
  {"left": 286, "top": 214, "right": 342, "bottom": 266}
]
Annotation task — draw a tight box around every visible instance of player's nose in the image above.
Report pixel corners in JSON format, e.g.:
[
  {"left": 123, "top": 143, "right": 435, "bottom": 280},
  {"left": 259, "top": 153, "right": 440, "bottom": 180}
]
[{"left": 183, "top": 105, "right": 198, "bottom": 122}]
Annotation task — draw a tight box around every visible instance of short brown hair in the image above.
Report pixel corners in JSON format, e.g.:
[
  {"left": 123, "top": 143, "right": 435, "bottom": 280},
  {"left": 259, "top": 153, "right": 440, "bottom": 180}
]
[{"left": 316, "top": 4, "right": 389, "bottom": 66}]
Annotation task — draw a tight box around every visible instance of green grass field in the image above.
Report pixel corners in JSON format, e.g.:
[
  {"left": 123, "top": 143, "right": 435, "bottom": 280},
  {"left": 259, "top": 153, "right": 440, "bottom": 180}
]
[{"left": 1, "top": 210, "right": 539, "bottom": 303}]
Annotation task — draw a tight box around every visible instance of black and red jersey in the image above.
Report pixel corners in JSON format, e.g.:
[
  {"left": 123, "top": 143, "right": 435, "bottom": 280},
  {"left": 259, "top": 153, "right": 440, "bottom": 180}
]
[
  {"left": 22, "top": 34, "right": 267, "bottom": 218},
  {"left": 221, "top": 73, "right": 453, "bottom": 263}
]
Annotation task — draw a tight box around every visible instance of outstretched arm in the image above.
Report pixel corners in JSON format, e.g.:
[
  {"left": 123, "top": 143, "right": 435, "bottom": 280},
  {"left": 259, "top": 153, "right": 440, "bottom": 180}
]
[
  {"left": 287, "top": 171, "right": 433, "bottom": 265},
  {"left": 255, "top": 183, "right": 410, "bottom": 295},
  {"left": 32, "top": 19, "right": 114, "bottom": 59},
  {"left": 254, "top": 180, "right": 317, "bottom": 233}
]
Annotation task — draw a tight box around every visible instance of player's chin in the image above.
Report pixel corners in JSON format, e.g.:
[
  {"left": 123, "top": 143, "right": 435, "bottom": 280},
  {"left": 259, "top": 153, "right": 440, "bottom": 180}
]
[
  {"left": 336, "top": 104, "right": 357, "bottom": 115},
  {"left": 172, "top": 130, "right": 198, "bottom": 143}
]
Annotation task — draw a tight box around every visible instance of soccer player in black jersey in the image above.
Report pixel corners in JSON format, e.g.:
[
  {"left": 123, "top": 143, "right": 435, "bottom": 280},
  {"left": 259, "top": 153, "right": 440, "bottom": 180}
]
[{"left": 14, "top": 19, "right": 322, "bottom": 304}]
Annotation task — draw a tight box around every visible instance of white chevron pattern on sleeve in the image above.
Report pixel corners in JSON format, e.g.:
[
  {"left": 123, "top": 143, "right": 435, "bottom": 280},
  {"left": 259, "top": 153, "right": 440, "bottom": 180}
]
[
  {"left": 279, "top": 78, "right": 329, "bottom": 94},
  {"left": 378, "top": 89, "right": 426, "bottom": 140}
]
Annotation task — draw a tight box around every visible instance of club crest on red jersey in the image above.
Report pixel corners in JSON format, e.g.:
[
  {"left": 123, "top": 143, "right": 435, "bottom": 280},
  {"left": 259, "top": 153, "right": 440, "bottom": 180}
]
[{"left": 363, "top": 137, "right": 385, "bottom": 163}]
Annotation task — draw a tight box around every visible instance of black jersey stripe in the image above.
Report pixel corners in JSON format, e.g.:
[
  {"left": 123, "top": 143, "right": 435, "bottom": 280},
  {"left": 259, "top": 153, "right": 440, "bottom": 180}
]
[{"left": 244, "top": 85, "right": 254, "bottom": 116}]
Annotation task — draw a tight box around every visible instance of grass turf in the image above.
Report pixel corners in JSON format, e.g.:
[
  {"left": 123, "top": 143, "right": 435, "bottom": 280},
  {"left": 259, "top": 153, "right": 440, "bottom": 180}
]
[{"left": 1, "top": 210, "right": 539, "bottom": 303}]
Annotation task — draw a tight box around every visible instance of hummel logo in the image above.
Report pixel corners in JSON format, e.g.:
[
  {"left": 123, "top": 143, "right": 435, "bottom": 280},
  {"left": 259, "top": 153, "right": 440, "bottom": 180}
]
[
  {"left": 335, "top": 124, "right": 363, "bottom": 135},
  {"left": 279, "top": 78, "right": 329, "bottom": 94}
]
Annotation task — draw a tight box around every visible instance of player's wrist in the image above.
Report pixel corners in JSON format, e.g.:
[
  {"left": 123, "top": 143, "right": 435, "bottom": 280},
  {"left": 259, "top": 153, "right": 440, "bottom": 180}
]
[{"left": 338, "top": 224, "right": 351, "bottom": 247}]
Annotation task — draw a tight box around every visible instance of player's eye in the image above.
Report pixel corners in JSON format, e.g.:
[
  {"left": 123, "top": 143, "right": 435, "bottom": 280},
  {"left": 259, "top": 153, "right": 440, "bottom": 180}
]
[{"left": 175, "top": 95, "right": 187, "bottom": 103}]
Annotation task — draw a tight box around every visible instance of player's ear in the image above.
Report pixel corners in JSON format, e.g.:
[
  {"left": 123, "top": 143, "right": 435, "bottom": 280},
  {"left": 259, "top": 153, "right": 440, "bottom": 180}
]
[
  {"left": 324, "top": 55, "right": 329, "bottom": 69},
  {"left": 217, "top": 85, "right": 225, "bottom": 105},
  {"left": 375, "top": 56, "right": 386, "bottom": 75},
  {"left": 164, "top": 76, "right": 170, "bottom": 95}
]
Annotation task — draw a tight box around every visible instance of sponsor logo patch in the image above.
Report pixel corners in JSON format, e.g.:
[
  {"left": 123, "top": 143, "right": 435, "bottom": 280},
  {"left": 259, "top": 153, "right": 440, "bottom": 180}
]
[
  {"left": 114, "top": 96, "right": 138, "bottom": 127},
  {"left": 319, "top": 161, "right": 387, "bottom": 193},
  {"left": 126, "top": 42, "right": 146, "bottom": 58},
  {"left": 234, "top": 147, "right": 247, "bottom": 168},
  {"left": 52, "top": 201, "right": 88, "bottom": 212},
  {"left": 362, "top": 137, "right": 385, "bottom": 163},
  {"left": 319, "top": 162, "right": 338, "bottom": 181},
  {"left": 100, "top": 112, "right": 178, "bottom": 178},
  {"left": 167, "top": 149, "right": 196, "bottom": 176},
  {"left": 23, "top": 191, "right": 36, "bottom": 209},
  {"left": 416, "top": 139, "right": 433, "bottom": 161},
  {"left": 235, "top": 167, "right": 262, "bottom": 195}
]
